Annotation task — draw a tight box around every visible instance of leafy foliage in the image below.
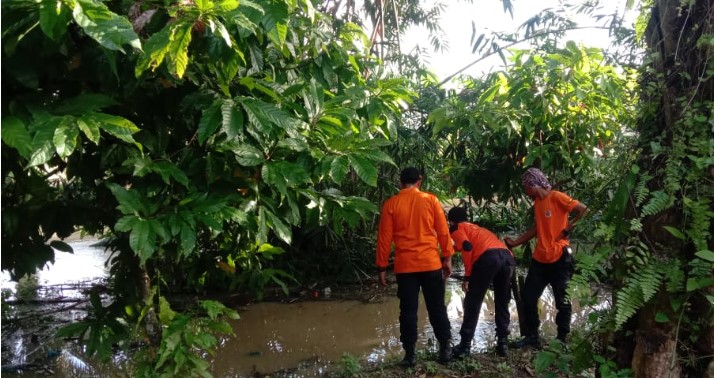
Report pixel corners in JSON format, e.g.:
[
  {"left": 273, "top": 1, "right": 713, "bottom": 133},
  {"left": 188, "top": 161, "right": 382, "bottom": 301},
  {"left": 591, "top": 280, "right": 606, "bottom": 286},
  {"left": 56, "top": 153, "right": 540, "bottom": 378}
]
[
  {"left": 2, "top": 0, "right": 415, "bottom": 372},
  {"left": 55, "top": 290, "right": 130, "bottom": 361},
  {"left": 430, "top": 42, "right": 638, "bottom": 207},
  {"left": 134, "top": 298, "right": 239, "bottom": 378}
]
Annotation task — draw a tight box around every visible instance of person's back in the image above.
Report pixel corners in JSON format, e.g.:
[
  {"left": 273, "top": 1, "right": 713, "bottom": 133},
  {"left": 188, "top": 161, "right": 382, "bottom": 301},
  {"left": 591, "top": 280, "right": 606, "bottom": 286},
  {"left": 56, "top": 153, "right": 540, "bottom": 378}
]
[
  {"left": 379, "top": 187, "right": 444, "bottom": 273},
  {"left": 453, "top": 222, "right": 507, "bottom": 258}
]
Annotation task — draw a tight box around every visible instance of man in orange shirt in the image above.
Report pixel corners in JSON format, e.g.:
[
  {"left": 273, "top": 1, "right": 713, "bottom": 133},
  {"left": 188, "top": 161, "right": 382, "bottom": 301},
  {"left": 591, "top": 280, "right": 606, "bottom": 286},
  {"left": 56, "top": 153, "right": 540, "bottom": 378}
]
[
  {"left": 447, "top": 207, "right": 516, "bottom": 358},
  {"left": 504, "top": 168, "right": 589, "bottom": 348},
  {"left": 376, "top": 167, "right": 454, "bottom": 366}
]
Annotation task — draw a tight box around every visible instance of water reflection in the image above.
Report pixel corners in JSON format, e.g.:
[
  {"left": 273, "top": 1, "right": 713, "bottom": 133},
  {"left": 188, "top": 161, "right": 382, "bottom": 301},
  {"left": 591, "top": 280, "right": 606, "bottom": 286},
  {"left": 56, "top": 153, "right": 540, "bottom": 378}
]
[
  {"left": 1, "top": 238, "right": 113, "bottom": 301},
  {"left": 213, "top": 276, "right": 611, "bottom": 377},
  {"left": 211, "top": 299, "right": 416, "bottom": 376}
]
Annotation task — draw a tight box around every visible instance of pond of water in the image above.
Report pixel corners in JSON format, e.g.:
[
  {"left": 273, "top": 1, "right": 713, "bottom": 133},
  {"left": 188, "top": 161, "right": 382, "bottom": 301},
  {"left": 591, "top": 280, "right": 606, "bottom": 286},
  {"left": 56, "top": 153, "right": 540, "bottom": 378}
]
[{"left": 1, "top": 239, "right": 610, "bottom": 377}]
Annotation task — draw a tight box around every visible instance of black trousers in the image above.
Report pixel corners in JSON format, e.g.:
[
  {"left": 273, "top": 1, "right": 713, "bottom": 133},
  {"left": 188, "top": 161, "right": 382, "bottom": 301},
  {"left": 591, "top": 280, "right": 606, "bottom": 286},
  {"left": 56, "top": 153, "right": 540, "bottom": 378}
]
[
  {"left": 460, "top": 249, "right": 516, "bottom": 343},
  {"left": 522, "top": 250, "right": 574, "bottom": 338},
  {"left": 396, "top": 269, "right": 451, "bottom": 345}
]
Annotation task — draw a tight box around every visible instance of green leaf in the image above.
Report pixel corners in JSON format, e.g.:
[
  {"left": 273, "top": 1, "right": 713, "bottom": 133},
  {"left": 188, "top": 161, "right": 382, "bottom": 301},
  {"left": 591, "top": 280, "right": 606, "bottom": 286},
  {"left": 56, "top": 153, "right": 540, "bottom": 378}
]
[
  {"left": 50, "top": 240, "right": 73, "bottom": 253},
  {"left": 39, "top": 0, "right": 70, "bottom": 41},
  {"left": 53, "top": 117, "right": 79, "bottom": 158},
  {"left": 72, "top": 0, "right": 141, "bottom": 52},
  {"left": 654, "top": 312, "right": 670, "bottom": 323},
  {"left": 329, "top": 155, "right": 349, "bottom": 184},
  {"left": 168, "top": 23, "right": 193, "bottom": 78},
  {"left": 217, "top": 49, "right": 242, "bottom": 91},
  {"left": 115, "top": 215, "right": 138, "bottom": 232},
  {"left": 263, "top": 161, "right": 312, "bottom": 195},
  {"left": 239, "top": 97, "right": 301, "bottom": 133},
  {"left": 136, "top": 25, "right": 172, "bottom": 76},
  {"left": 694, "top": 250, "right": 714, "bottom": 262},
  {"left": 201, "top": 300, "right": 227, "bottom": 319},
  {"left": 193, "top": 333, "right": 217, "bottom": 350},
  {"left": 130, "top": 218, "right": 156, "bottom": 264},
  {"left": 257, "top": 207, "right": 268, "bottom": 244},
  {"left": 1, "top": 117, "right": 33, "bottom": 158},
  {"left": 220, "top": 0, "right": 240, "bottom": 11},
  {"left": 276, "top": 137, "right": 308, "bottom": 152},
  {"left": 284, "top": 191, "right": 301, "bottom": 225},
  {"left": 148, "top": 219, "right": 169, "bottom": 244},
  {"left": 198, "top": 100, "right": 223, "bottom": 145},
  {"left": 212, "top": 18, "right": 232, "bottom": 47},
  {"left": 92, "top": 113, "right": 141, "bottom": 148},
  {"left": 194, "top": 0, "right": 214, "bottom": 10},
  {"left": 231, "top": 143, "right": 264, "bottom": 166},
  {"left": 107, "top": 183, "right": 144, "bottom": 214},
  {"left": 686, "top": 277, "right": 714, "bottom": 292},
  {"left": 348, "top": 154, "right": 377, "bottom": 186},
  {"left": 179, "top": 224, "right": 197, "bottom": 255},
  {"left": 221, "top": 99, "right": 244, "bottom": 138},
  {"left": 27, "top": 117, "right": 61, "bottom": 168},
  {"left": 56, "top": 321, "right": 90, "bottom": 338},
  {"left": 264, "top": 208, "right": 292, "bottom": 244},
  {"left": 534, "top": 350, "right": 556, "bottom": 372},
  {"left": 77, "top": 116, "right": 101, "bottom": 144},
  {"left": 358, "top": 149, "right": 395, "bottom": 165},
  {"left": 261, "top": 1, "right": 288, "bottom": 47},
  {"left": 662, "top": 226, "right": 685, "bottom": 240},
  {"left": 158, "top": 296, "right": 176, "bottom": 324},
  {"left": 153, "top": 161, "right": 190, "bottom": 188}
]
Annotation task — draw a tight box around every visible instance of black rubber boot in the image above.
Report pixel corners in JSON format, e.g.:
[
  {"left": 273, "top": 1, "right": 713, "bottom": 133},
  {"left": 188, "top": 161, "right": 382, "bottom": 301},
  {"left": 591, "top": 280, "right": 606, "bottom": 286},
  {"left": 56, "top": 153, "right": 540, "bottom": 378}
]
[
  {"left": 512, "top": 334, "right": 540, "bottom": 349},
  {"left": 399, "top": 344, "right": 416, "bottom": 368},
  {"left": 496, "top": 338, "right": 508, "bottom": 357},
  {"left": 556, "top": 333, "right": 569, "bottom": 351},
  {"left": 437, "top": 342, "right": 452, "bottom": 365},
  {"left": 557, "top": 332, "right": 568, "bottom": 344},
  {"left": 451, "top": 341, "right": 471, "bottom": 359}
]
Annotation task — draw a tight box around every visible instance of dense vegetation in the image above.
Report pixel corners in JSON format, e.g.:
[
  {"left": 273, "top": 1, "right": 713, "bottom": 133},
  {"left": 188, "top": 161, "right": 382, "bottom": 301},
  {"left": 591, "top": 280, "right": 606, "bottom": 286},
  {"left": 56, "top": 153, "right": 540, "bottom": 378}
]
[{"left": 2, "top": 0, "right": 711, "bottom": 377}]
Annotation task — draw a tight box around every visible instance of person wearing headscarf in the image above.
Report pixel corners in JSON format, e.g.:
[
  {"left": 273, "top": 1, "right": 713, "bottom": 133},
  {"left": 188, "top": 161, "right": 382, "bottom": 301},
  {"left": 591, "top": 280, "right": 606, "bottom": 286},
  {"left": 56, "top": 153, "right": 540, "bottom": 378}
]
[
  {"left": 447, "top": 207, "right": 516, "bottom": 358},
  {"left": 375, "top": 167, "right": 454, "bottom": 366},
  {"left": 504, "top": 168, "right": 589, "bottom": 348}
]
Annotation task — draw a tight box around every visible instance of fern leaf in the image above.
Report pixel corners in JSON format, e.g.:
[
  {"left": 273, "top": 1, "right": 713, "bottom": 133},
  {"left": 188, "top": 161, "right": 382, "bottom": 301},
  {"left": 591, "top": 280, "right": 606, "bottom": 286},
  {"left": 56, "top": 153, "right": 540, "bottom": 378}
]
[{"left": 641, "top": 190, "right": 673, "bottom": 217}]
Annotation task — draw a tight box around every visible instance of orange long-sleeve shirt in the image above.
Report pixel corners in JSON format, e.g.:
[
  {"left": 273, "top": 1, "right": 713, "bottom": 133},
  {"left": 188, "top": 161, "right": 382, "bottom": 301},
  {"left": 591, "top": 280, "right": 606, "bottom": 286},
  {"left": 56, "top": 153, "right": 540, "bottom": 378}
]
[
  {"left": 533, "top": 190, "right": 580, "bottom": 263},
  {"left": 376, "top": 187, "right": 454, "bottom": 273},
  {"left": 450, "top": 222, "right": 510, "bottom": 277}
]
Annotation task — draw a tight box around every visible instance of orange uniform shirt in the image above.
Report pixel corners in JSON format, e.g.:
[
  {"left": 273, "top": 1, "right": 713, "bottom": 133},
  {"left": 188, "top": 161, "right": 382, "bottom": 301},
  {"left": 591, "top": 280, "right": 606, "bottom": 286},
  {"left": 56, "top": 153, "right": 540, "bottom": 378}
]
[
  {"left": 533, "top": 190, "right": 580, "bottom": 263},
  {"left": 376, "top": 187, "right": 454, "bottom": 273},
  {"left": 450, "top": 222, "right": 510, "bottom": 277}
]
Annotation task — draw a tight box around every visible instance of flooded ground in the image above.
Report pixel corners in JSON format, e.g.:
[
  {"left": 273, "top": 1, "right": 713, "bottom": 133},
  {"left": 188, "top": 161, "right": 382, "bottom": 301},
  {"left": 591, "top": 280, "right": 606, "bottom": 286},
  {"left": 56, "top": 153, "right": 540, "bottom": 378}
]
[{"left": 1, "top": 239, "right": 610, "bottom": 377}]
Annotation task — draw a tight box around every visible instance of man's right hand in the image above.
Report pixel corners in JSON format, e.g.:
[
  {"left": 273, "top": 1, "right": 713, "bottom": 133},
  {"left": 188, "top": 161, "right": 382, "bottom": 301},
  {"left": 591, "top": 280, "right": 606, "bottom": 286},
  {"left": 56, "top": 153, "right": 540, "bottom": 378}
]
[{"left": 379, "top": 271, "right": 388, "bottom": 286}]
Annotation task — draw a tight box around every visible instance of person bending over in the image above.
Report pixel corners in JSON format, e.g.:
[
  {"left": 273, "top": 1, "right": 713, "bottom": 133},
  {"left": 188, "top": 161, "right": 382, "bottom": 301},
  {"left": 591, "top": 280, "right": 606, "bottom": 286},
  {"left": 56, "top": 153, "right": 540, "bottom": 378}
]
[{"left": 448, "top": 207, "right": 516, "bottom": 358}]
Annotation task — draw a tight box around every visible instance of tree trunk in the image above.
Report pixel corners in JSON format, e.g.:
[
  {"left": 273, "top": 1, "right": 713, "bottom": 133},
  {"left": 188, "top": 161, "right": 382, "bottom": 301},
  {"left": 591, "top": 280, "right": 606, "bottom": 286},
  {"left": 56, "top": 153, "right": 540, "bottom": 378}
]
[
  {"left": 139, "top": 265, "right": 162, "bottom": 347},
  {"left": 630, "top": 292, "right": 681, "bottom": 378},
  {"left": 624, "top": 0, "right": 714, "bottom": 376}
]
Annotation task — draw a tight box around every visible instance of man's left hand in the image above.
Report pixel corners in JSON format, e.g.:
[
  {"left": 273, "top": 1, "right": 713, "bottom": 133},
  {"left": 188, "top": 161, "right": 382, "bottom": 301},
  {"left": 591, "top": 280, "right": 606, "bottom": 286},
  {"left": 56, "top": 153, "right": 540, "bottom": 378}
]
[
  {"left": 441, "top": 258, "right": 452, "bottom": 280},
  {"left": 379, "top": 271, "right": 388, "bottom": 286},
  {"left": 559, "top": 228, "right": 571, "bottom": 240}
]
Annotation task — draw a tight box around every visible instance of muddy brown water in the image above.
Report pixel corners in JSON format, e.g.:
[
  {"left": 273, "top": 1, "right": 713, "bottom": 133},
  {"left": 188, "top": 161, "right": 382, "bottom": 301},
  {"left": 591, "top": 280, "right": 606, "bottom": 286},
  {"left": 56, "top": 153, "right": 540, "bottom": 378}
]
[{"left": 1, "top": 239, "right": 610, "bottom": 377}]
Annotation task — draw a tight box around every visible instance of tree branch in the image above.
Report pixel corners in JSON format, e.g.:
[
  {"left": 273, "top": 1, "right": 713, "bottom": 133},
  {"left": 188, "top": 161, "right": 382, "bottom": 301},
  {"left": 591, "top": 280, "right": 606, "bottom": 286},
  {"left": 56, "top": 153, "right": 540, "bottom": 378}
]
[{"left": 437, "top": 25, "right": 612, "bottom": 87}]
